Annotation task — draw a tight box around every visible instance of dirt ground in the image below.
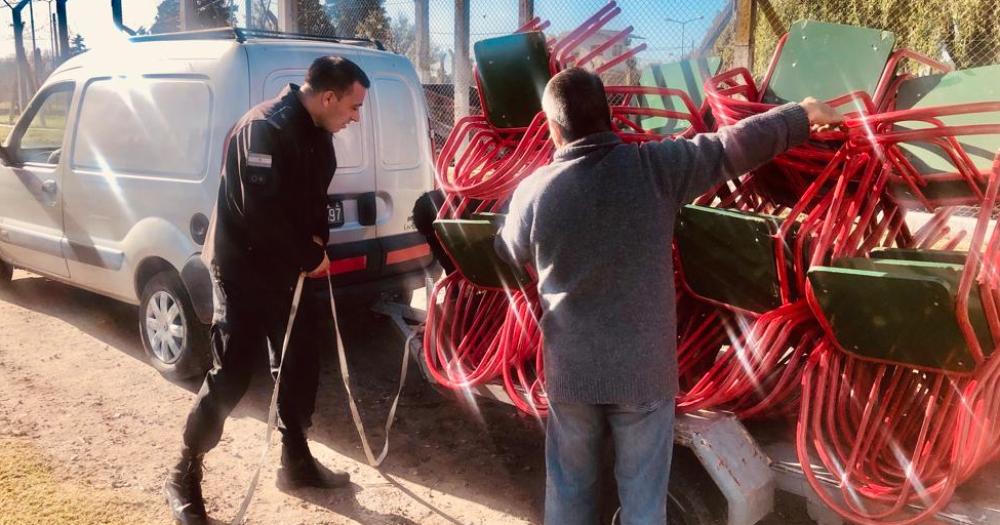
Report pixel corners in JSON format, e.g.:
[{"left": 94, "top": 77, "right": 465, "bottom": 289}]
[{"left": 0, "top": 269, "right": 813, "bottom": 525}]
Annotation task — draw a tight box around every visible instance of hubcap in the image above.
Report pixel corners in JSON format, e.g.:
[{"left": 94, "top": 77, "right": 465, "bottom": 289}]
[{"left": 145, "top": 290, "right": 186, "bottom": 364}]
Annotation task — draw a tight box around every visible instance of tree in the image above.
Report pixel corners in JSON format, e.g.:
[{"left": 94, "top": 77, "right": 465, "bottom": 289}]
[
  {"left": 69, "top": 34, "right": 87, "bottom": 55},
  {"left": 150, "top": 0, "right": 235, "bottom": 34},
  {"left": 297, "top": 0, "right": 335, "bottom": 35},
  {"left": 324, "top": 0, "right": 388, "bottom": 39},
  {"left": 248, "top": 0, "right": 278, "bottom": 30},
  {"left": 353, "top": 6, "right": 391, "bottom": 44},
  {"left": 387, "top": 13, "right": 416, "bottom": 55}
]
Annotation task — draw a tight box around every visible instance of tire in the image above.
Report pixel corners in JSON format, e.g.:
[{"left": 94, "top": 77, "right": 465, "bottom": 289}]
[
  {"left": 0, "top": 258, "right": 12, "bottom": 286},
  {"left": 604, "top": 446, "right": 725, "bottom": 525},
  {"left": 138, "top": 270, "right": 211, "bottom": 380}
]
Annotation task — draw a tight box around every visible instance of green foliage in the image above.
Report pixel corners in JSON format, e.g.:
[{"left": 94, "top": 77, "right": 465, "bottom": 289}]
[
  {"left": 325, "top": 0, "right": 390, "bottom": 41},
  {"left": 150, "top": 0, "right": 236, "bottom": 34},
  {"left": 298, "top": 0, "right": 336, "bottom": 35},
  {"left": 715, "top": 0, "right": 1000, "bottom": 75},
  {"left": 69, "top": 34, "right": 86, "bottom": 55}
]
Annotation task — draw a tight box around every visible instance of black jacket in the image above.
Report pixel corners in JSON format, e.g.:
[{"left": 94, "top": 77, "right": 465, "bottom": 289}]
[{"left": 204, "top": 84, "right": 335, "bottom": 290}]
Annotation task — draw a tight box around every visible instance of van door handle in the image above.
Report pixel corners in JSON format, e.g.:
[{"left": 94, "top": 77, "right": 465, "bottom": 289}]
[{"left": 41, "top": 179, "right": 58, "bottom": 195}]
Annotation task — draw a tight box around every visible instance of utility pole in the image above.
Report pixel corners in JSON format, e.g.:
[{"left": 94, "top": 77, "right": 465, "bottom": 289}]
[
  {"left": 50, "top": 11, "right": 56, "bottom": 56},
  {"left": 664, "top": 15, "right": 703, "bottom": 58},
  {"left": 41, "top": 0, "right": 55, "bottom": 56},
  {"left": 27, "top": 0, "right": 38, "bottom": 76}
]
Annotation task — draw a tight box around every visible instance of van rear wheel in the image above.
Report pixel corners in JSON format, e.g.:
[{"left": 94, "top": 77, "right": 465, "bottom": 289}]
[{"left": 139, "top": 271, "right": 210, "bottom": 380}]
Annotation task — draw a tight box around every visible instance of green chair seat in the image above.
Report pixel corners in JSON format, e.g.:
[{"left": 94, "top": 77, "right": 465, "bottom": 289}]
[
  {"left": 762, "top": 20, "right": 895, "bottom": 105},
  {"left": 676, "top": 205, "right": 795, "bottom": 313},
  {"left": 473, "top": 31, "right": 552, "bottom": 129},
  {"left": 809, "top": 256, "right": 993, "bottom": 373},
  {"left": 890, "top": 64, "right": 1000, "bottom": 203},
  {"left": 433, "top": 218, "right": 532, "bottom": 289}
]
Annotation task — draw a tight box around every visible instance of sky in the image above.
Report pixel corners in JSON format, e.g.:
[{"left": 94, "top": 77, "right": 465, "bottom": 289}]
[{"left": 1, "top": 0, "right": 727, "bottom": 65}]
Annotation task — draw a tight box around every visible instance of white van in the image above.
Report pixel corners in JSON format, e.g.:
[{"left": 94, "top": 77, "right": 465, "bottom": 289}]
[{"left": 0, "top": 29, "right": 436, "bottom": 378}]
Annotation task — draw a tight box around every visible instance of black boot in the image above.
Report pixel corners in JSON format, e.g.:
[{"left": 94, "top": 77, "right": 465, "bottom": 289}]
[
  {"left": 164, "top": 451, "right": 209, "bottom": 525},
  {"left": 279, "top": 439, "right": 350, "bottom": 489}
]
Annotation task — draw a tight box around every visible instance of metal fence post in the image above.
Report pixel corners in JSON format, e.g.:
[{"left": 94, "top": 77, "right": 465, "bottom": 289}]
[
  {"left": 454, "top": 0, "right": 471, "bottom": 124},
  {"left": 519, "top": 0, "right": 534, "bottom": 27},
  {"left": 416, "top": 0, "right": 431, "bottom": 82},
  {"left": 277, "top": 0, "right": 299, "bottom": 33},
  {"left": 732, "top": 0, "right": 756, "bottom": 70}
]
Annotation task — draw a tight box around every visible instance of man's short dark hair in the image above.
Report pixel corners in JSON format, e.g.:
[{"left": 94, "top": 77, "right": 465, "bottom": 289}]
[
  {"left": 306, "top": 56, "right": 371, "bottom": 95},
  {"left": 543, "top": 68, "right": 611, "bottom": 142}
]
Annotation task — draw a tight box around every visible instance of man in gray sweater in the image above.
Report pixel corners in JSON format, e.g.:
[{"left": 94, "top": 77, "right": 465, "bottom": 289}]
[{"left": 496, "top": 68, "right": 842, "bottom": 524}]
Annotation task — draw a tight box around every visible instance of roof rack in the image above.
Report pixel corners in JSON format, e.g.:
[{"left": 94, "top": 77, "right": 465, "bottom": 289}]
[{"left": 129, "top": 27, "right": 386, "bottom": 51}]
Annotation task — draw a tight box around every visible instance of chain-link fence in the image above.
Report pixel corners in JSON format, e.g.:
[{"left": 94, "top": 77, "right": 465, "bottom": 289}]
[
  {"left": 290, "top": 0, "right": 734, "bottom": 150},
  {"left": 713, "top": 0, "right": 1000, "bottom": 76},
  {"left": 5, "top": 0, "right": 999, "bottom": 147}
]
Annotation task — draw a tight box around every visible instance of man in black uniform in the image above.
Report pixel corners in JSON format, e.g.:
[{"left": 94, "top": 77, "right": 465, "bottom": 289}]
[{"left": 164, "top": 56, "right": 370, "bottom": 525}]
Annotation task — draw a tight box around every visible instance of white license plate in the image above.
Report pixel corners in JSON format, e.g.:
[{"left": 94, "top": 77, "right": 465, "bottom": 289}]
[{"left": 328, "top": 199, "right": 344, "bottom": 228}]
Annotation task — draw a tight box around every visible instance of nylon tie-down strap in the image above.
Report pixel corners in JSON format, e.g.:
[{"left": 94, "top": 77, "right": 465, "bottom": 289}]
[{"left": 229, "top": 273, "right": 414, "bottom": 525}]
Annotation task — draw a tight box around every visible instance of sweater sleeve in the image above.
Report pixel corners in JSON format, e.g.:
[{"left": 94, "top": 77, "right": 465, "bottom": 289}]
[
  {"left": 495, "top": 180, "right": 534, "bottom": 267},
  {"left": 644, "top": 102, "right": 811, "bottom": 205}
]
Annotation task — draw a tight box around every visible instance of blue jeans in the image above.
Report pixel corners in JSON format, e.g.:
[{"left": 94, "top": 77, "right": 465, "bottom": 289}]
[{"left": 545, "top": 398, "right": 675, "bottom": 525}]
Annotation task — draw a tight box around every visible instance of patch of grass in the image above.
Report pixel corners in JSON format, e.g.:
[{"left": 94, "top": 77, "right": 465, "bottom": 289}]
[
  {"left": 0, "top": 438, "right": 161, "bottom": 525},
  {"left": 0, "top": 124, "right": 11, "bottom": 143}
]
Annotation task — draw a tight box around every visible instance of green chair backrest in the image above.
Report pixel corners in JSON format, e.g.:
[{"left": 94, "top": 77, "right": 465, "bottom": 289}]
[
  {"left": 810, "top": 256, "right": 993, "bottom": 372},
  {"left": 891, "top": 64, "right": 1000, "bottom": 201},
  {"left": 676, "top": 205, "right": 789, "bottom": 313},
  {"left": 763, "top": 20, "right": 895, "bottom": 105},
  {"left": 473, "top": 31, "right": 552, "bottom": 129},
  {"left": 433, "top": 219, "right": 532, "bottom": 289},
  {"left": 636, "top": 57, "right": 722, "bottom": 135}
]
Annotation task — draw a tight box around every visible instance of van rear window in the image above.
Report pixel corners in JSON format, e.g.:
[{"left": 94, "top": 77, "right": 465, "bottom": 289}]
[{"left": 72, "top": 78, "right": 212, "bottom": 179}]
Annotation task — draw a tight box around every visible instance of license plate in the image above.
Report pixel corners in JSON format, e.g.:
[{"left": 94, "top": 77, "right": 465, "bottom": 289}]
[{"left": 328, "top": 199, "right": 344, "bottom": 228}]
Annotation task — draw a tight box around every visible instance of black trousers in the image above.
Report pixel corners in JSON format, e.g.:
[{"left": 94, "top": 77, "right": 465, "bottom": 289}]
[{"left": 182, "top": 277, "right": 331, "bottom": 455}]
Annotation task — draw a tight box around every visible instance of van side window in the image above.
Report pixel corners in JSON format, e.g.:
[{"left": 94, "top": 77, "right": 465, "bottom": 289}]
[
  {"left": 13, "top": 85, "right": 74, "bottom": 165},
  {"left": 72, "top": 78, "right": 212, "bottom": 180},
  {"left": 374, "top": 78, "right": 420, "bottom": 169}
]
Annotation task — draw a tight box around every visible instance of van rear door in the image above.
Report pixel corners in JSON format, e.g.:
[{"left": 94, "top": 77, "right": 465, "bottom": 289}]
[{"left": 369, "top": 70, "right": 436, "bottom": 277}]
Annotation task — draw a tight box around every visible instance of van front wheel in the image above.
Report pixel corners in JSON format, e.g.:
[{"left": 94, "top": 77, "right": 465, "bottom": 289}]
[
  {"left": 139, "top": 271, "right": 210, "bottom": 380},
  {"left": 0, "top": 259, "right": 12, "bottom": 286}
]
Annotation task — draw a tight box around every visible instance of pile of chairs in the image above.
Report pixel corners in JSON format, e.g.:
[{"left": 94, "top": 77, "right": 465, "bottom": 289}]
[
  {"left": 428, "top": 8, "right": 1000, "bottom": 522},
  {"left": 673, "top": 19, "right": 1000, "bottom": 524}
]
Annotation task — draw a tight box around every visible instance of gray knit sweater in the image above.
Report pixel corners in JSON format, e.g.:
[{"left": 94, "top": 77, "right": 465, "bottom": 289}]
[{"left": 495, "top": 103, "right": 811, "bottom": 405}]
